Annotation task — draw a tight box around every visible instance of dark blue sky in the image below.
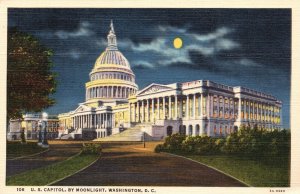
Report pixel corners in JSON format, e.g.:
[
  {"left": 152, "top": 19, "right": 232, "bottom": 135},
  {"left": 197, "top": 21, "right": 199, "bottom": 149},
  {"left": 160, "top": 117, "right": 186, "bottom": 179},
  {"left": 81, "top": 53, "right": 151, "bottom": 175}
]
[{"left": 8, "top": 9, "right": 291, "bottom": 128}]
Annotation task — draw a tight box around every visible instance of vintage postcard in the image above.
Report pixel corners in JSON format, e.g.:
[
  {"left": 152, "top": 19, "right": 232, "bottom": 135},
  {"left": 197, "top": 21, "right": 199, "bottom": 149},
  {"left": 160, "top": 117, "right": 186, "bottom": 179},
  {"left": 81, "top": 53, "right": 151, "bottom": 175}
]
[{"left": 0, "top": 0, "right": 299, "bottom": 194}]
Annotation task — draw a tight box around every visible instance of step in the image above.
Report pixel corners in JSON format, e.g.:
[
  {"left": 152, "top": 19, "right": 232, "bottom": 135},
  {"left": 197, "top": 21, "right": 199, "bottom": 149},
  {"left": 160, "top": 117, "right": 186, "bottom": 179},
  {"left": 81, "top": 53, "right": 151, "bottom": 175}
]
[{"left": 94, "top": 125, "right": 148, "bottom": 142}]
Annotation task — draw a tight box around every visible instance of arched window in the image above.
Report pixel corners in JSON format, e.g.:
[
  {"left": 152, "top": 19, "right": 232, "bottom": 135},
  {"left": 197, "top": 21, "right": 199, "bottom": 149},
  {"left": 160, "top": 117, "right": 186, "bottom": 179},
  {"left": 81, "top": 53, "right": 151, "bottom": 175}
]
[
  {"left": 167, "top": 126, "right": 173, "bottom": 136},
  {"left": 195, "top": 124, "right": 200, "bottom": 136},
  {"left": 179, "top": 125, "right": 186, "bottom": 135},
  {"left": 188, "top": 125, "right": 193, "bottom": 136}
]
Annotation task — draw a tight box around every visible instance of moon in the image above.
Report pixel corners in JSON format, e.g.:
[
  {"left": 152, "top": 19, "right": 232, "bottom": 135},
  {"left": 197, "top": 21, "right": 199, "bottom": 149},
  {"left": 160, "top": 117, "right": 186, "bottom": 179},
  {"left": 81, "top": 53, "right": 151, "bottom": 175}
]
[{"left": 173, "top": 37, "right": 183, "bottom": 49}]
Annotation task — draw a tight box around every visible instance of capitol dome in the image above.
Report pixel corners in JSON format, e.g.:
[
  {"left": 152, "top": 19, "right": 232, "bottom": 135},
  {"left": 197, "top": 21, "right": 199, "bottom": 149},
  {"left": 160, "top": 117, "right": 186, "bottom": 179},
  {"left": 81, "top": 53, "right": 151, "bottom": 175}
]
[
  {"left": 85, "top": 20, "right": 138, "bottom": 106},
  {"left": 94, "top": 50, "right": 130, "bottom": 69}
]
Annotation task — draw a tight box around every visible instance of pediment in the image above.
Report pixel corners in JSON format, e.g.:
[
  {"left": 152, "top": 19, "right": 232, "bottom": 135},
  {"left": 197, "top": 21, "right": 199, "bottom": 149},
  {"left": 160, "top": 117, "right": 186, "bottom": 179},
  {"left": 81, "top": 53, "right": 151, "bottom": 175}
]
[
  {"left": 137, "top": 83, "right": 173, "bottom": 96},
  {"left": 74, "top": 104, "right": 91, "bottom": 113}
]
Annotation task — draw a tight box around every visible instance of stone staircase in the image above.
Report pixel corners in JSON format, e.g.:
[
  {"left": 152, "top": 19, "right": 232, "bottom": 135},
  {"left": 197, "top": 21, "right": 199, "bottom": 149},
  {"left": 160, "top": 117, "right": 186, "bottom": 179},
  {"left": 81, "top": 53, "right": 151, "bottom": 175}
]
[{"left": 93, "top": 123, "right": 153, "bottom": 142}]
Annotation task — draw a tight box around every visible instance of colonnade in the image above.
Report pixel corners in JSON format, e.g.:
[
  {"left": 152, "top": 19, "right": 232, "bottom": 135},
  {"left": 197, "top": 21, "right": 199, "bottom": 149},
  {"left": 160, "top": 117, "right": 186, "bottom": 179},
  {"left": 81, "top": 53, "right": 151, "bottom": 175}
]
[
  {"left": 86, "top": 86, "right": 136, "bottom": 99},
  {"left": 129, "top": 93, "right": 206, "bottom": 123},
  {"left": 128, "top": 93, "right": 282, "bottom": 125},
  {"left": 72, "top": 113, "right": 113, "bottom": 129},
  {"left": 238, "top": 98, "right": 281, "bottom": 124}
]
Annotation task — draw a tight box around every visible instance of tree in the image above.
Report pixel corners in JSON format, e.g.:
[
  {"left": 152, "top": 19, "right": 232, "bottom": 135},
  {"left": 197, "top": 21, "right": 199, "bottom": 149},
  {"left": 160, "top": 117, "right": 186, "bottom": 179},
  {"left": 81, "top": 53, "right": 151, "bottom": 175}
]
[{"left": 7, "top": 28, "right": 56, "bottom": 119}]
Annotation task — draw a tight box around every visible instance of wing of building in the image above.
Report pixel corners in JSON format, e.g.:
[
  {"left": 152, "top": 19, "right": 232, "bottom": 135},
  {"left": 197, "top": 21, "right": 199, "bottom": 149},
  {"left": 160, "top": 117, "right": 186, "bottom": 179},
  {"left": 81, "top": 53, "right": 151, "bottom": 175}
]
[{"left": 54, "top": 21, "right": 283, "bottom": 141}]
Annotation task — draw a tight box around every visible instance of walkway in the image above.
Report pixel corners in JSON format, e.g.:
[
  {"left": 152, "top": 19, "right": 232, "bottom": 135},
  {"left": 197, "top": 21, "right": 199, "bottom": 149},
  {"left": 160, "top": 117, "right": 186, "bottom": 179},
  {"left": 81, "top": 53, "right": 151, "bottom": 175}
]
[
  {"left": 6, "top": 141, "right": 82, "bottom": 177},
  {"left": 53, "top": 142, "right": 246, "bottom": 186}
]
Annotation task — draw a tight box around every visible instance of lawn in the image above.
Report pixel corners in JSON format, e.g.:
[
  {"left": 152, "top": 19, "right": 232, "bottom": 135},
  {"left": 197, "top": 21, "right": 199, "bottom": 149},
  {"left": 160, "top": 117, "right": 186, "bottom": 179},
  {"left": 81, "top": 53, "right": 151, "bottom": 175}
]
[
  {"left": 182, "top": 154, "right": 290, "bottom": 187},
  {"left": 6, "top": 141, "right": 47, "bottom": 159},
  {"left": 6, "top": 153, "right": 99, "bottom": 186}
]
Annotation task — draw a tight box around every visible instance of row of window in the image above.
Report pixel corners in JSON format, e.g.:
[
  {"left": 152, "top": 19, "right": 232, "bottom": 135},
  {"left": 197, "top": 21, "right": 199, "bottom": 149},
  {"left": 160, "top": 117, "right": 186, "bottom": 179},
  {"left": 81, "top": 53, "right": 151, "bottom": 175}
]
[
  {"left": 90, "top": 72, "right": 134, "bottom": 82},
  {"left": 87, "top": 87, "right": 136, "bottom": 99}
]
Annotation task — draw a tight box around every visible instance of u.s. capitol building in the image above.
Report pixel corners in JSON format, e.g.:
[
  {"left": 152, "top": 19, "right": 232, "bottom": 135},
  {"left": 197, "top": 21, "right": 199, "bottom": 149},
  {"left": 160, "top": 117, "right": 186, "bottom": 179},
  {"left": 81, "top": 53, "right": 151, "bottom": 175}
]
[{"left": 57, "top": 21, "right": 282, "bottom": 141}]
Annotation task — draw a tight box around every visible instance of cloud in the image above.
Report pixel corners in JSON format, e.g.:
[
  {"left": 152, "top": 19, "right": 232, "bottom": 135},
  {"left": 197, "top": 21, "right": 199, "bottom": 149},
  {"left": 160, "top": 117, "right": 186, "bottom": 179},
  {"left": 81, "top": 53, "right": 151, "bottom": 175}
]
[
  {"left": 132, "top": 60, "right": 155, "bottom": 69},
  {"left": 68, "top": 50, "right": 81, "bottom": 59},
  {"left": 123, "top": 26, "right": 241, "bottom": 69},
  {"left": 235, "top": 59, "right": 262, "bottom": 67},
  {"left": 192, "top": 27, "right": 233, "bottom": 42},
  {"left": 54, "top": 21, "right": 94, "bottom": 39},
  {"left": 215, "top": 38, "right": 239, "bottom": 51},
  {"left": 158, "top": 25, "right": 188, "bottom": 33}
]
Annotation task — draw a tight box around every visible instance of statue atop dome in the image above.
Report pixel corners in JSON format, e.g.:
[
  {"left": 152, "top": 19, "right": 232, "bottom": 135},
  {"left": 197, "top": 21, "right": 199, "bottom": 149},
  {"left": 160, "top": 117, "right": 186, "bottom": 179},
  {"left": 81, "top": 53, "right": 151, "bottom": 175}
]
[
  {"left": 110, "top": 20, "right": 115, "bottom": 33},
  {"left": 107, "top": 20, "right": 117, "bottom": 51}
]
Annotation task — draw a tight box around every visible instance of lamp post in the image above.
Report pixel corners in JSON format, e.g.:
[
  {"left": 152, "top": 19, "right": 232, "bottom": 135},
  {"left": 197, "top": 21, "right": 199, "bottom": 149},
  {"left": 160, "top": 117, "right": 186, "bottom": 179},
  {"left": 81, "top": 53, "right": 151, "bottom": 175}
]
[
  {"left": 37, "top": 120, "right": 42, "bottom": 146},
  {"left": 38, "top": 112, "right": 49, "bottom": 148},
  {"left": 143, "top": 132, "right": 146, "bottom": 148}
]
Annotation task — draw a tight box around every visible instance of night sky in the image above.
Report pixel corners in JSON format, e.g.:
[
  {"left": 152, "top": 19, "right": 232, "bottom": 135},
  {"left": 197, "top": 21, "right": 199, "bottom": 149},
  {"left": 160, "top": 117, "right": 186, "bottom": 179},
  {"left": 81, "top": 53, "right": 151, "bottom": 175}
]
[{"left": 8, "top": 9, "right": 291, "bottom": 128}]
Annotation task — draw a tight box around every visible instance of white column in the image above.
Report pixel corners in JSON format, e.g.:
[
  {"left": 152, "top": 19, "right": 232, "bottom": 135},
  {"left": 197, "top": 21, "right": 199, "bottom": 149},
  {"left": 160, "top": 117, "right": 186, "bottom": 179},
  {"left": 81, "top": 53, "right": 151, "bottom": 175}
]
[
  {"left": 146, "top": 99, "right": 150, "bottom": 122},
  {"left": 79, "top": 116, "right": 81, "bottom": 128},
  {"left": 76, "top": 116, "right": 77, "bottom": 128},
  {"left": 137, "top": 101, "right": 140, "bottom": 122},
  {"left": 105, "top": 113, "right": 107, "bottom": 128},
  {"left": 99, "top": 114, "right": 101, "bottom": 128},
  {"left": 186, "top": 95, "right": 189, "bottom": 119},
  {"left": 152, "top": 98, "right": 155, "bottom": 122},
  {"left": 78, "top": 116, "right": 80, "bottom": 128},
  {"left": 193, "top": 94, "right": 196, "bottom": 119},
  {"left": 198, "top": 93, "right": 203, "bottom": 116},
  {"left": 112, "top": 114, "right": 115, "bottom": 128},
  {"left": 80, "top": 116, "right": 82, "bottom": 128},
  {"left": 248, "top": 100, "right": 251, "bottom": 121},
  {"left": 86, "top": 115, "right": 88, "bottom": 128},
  {"left": 163, "top": 97, "right": 166, "bottom": 119},
  {"left": 157, "top": 98, "right": 160, "bottom": 120},
  {"left": 279, "top": 107, "right": 282, "bottom": 126},
  {"left": 175, "top": 95, "right": 178, "bottom": 119},
  {"left": 91, "top": 114, "right": 93, "bottom": 128},
  {"left": 133, "top": 102, "right": 136, "bottom": 122},
  {"left": 142, "top": 100, "right": 145, "bottom": 122},
  {"left": 179, "top": 97, "right": 183, "bottom": 119},
  {"left": 238, "top": 98, "right": 242, "bottom": 121},
  {"left": 223, "top": 97, "right": 225, "bottom": 119},
  {"left": 129, "top": 103, "right": 131, "bottom": 123},
  {"left": 108, "top": 114, "right": 111, "bottom": 128},
  {"left": 100, "top": 114, "right": 102, "bottom": 128},
  {"left": 256, "top": 102, "right": 259, "bottom": 121},
  {"left": 168, "top": 96, "right": 172, "bottom": 119}
]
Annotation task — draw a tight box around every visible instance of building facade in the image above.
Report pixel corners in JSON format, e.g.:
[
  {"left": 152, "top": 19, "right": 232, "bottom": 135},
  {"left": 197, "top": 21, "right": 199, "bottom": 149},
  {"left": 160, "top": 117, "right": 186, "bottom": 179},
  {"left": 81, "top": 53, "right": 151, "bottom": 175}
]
[
  {"left": 56, "top": 21, "right": 282, "bottom": 140},
  {"left": 7, "top": 113, "right": 59, "bottom": 141}
]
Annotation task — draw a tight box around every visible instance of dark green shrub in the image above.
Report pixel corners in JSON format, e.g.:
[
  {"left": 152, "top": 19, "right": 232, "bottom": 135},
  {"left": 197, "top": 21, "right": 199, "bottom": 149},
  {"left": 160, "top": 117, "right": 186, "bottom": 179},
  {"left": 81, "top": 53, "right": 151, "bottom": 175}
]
[
  {"left": 163, "top": 133, "right": 186, "bottom": 152},
  {"left": 82, "top": 143, "right": 102, "bottom": 155},
  {"left": 154, "top": 144, "right": 164, "bottom": 153},
  {"left": 181, "top": 136, "right": 199, "bottom": 153}
]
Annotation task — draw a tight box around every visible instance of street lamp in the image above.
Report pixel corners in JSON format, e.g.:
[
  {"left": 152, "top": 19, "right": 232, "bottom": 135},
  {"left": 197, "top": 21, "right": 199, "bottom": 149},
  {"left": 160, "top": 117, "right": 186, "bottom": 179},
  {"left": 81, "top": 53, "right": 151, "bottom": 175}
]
[{"left": 37, "top": 112, "right": 49, "bottom": 148}]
